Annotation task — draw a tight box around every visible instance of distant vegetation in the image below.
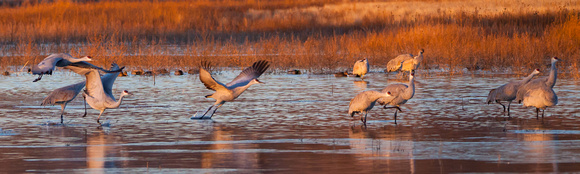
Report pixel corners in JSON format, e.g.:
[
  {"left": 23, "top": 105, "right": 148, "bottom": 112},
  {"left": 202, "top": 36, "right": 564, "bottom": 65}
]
[{"left": 0, "top": 0, "right": 578, "bottom": 76}]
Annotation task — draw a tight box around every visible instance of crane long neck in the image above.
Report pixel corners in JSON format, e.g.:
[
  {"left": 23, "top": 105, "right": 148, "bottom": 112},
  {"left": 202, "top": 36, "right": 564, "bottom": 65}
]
[
  {"left": 546, "top": 61, "right": 557, "bottom": 88},
  {"left": 110, "top": 93, "right": 126, "bottom": 108},
  {"left": 521, "top": 72, "right": 538, "bottom": 84},
  {"left": 402, "top": 77, "right": 415, "bottom": 100},
  {"left": 232, "top": 82, "right": 255, "bottom": 98},
  {"left": 415, "top": 52, "right": 423, "bottom": 61},
  {"left": 368, "top": 91, "right": 388, "bottom": 102}
]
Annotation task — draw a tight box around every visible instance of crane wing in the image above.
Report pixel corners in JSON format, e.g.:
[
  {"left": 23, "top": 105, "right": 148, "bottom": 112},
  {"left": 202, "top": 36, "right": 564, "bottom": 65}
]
[
  {"left": 31, "top": 54, "right": 65, "bottom": 75},
  {"left": 64, "top": 62, "right": 123, "bottom": 76},
  {"left": 386, "top": 54, "right": 413, "bottom": 72},
  {"left": 378, "top": 84, "right": 408, "bottom": 105},
  {"left": 41, "top": 81, "right": 86, "bottom": 105},
  {"left": 199, "top": 61, "right": 227, "bottom": 91},
  {"left": 101, "top": 63, "right": 122, "bottom": 100},
  {"left": 353, "top": 60, "right": 364, "bottom": 73},
  {"left": 225, "top": 60, "right": 270, "bottom": 88},
  {"left": 84, "top": 69, "right": 106, "bottom": 100}
]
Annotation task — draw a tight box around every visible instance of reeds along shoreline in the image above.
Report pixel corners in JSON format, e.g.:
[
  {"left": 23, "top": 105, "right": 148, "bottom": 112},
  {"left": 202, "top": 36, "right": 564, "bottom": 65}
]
[{"left": 0, "top": 1, "right": 578, "bottom": 77}]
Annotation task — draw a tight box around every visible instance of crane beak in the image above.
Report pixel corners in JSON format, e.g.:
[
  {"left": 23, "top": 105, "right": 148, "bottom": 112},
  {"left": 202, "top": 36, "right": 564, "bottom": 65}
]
[{"left": 256, "top": 79, "right": 265, "bottom": 84}]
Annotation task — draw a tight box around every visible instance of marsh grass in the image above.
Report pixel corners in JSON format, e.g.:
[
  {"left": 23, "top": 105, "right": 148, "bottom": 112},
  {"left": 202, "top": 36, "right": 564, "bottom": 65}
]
[{"left": 0, "top": 0, "right": 578, "bottom": 77}]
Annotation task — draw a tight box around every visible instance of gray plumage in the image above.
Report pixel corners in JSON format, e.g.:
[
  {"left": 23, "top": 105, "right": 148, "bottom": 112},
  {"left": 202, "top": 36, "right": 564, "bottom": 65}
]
[
  {"left": 40, "top": 63, "right": 124, "bottom": 124},
  {"left": 100, "top": 63, "right": 123, "bottom": 100},
  {"left": 487, "top": 69, "right": 540, "bottom": 116},
  {"left": 65, "top": 63, "right": 129, "bottom": 125},
  {"left": 352, "top": 58, "right": 369, "bottom": 79},
  {"left": 31, "top": 53, "right": 120, "bottom": 82},
  {"left": 41, "top": 81, "right": 86, "bottom": 124},
  {"left": 348, "top": 90, "right": 394, "bottom": 124},
  {"left": 515, "top": 57, "right": 559, "bottom": 118},
  {"left": 377, "top": 71, "right": 416, "bottom": 123},
  {"left": 192, "top": 60, "right": 270, "bottom": 119},
  {"left": 386, "top": 49, "right": 424, "bottom": 73}
]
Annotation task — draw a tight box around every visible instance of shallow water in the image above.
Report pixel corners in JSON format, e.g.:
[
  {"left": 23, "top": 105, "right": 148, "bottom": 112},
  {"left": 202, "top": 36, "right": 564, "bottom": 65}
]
[{"left": 1, "top": 71, "right": 580, "bottom": 173}]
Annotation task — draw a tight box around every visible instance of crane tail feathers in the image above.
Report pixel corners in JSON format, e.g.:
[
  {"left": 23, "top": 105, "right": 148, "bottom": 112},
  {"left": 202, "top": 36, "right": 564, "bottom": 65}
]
[
  {"left": 349, "top": 111, "right": 358, "bottom": 117},
  {"left": 487, "top": 89, "right": 497, "bottom": 104}
]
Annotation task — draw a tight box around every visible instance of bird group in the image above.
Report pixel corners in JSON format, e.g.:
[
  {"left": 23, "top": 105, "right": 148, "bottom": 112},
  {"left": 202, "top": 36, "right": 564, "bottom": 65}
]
[
  {"left": 347, "top": 51, "right": 561, "bottom": 125},
  {"left": 347, "top": 49, "right": 422, "bottom": 124},
  {"left": 32, "top": 53, "right": 129, "bottom": 125},
  {"left": 31, "top": 52, "right": 562, "bottom": 126},
  {"left": 487, "top": 57, "right": 560, "bottom": 119}
]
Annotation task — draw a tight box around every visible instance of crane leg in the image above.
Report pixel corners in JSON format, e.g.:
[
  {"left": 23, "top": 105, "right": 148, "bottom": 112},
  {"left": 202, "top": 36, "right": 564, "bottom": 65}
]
[
  {"left": 383, "top": 106, "right": 401, "bottom": 124},
  {"left": 384, "top": 106, "right": 402, "bottom": 112},
  {"left": 536, "top": 108, "right": 539, "bottom": 120},
  {"left": 82, "top": 94, "right": 87, "bottom": 117},
  {"left": 361, "top": 112, "right": 367, "bottom": 125},
  {"left": 33, "top": 74, "right": 43, "bottom": 82},
  {"left": 507, "top": 101, "right": 512, "bottom": 117},
  {"left": 206, "top": 103, "right": 223, "bottom": 119},
  {"left": 97, "top": 110, "right": 104, "bottom": 125},
  {"left": 496, "top": 100, "right": 506, "bottom": 112},
  {"left": 542, "top": 109, "right": 545, "bottom": 118},
  {"left": 60, "top": 104, "right": 66, "bottom": 124},
  {"left": 394, "top": 109, "right": 398, "bottom": 124},
  {"left": 193, "top": 105, "right": 214, "bottom": 119}
]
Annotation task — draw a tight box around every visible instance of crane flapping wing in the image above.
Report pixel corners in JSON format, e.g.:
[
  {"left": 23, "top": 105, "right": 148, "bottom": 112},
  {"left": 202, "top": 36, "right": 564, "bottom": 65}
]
[
  {"left": 64, "top": 62, "right": 123, "bottom": 76},
  {"left": 101, "top": 63, "right": 122, "bottom": 100},
  {"left": 84, "top": 69, "right": 106, "bottom": 99},
  {"left": 225, "top": 60, "right": 270, "bottom": 88},
  {"left": 31, "top": 54, "right": 66, "bottom": 75},
  {"left": 199, "top": 61, "right": 227, "bottom": 91}
]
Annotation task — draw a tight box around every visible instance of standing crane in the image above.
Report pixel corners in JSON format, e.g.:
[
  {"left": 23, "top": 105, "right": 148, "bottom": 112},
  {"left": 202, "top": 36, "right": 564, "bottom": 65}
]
[
  {"left": 515, "top": 57, "right": 560, "bottom": 118},
  {"left": 487, "top": 69, "right": 540, "bottom": 116},
  {"left": 353, "top": 58, "right": 369, "bottom": 79},
  {"left": 349, "top": 90, "right": 394, "bottom": 124},
  {"left": 377, "top": 71, "right": 416, "bottom": 124}
]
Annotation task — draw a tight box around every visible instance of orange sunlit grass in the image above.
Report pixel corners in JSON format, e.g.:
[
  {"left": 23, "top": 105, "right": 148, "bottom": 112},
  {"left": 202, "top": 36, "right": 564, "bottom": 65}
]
[{"left": 0, "top": 0, "right": 578, "bottom": 77}]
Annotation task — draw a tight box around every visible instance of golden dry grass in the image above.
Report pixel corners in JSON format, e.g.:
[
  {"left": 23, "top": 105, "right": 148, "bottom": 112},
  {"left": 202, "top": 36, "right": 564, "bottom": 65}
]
[{"left": 0, "top": 0, "right": 578, "bottom": 77}]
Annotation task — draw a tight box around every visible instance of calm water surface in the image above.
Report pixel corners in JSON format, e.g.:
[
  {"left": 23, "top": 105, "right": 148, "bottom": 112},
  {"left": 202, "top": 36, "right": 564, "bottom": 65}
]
[{"left": 1, "top": 71, "right": 580, "bottom": 173}]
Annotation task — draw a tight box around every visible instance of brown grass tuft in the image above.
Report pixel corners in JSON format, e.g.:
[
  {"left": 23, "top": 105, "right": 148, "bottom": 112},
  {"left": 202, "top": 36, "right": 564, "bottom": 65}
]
[{"left": 0, "top": 0, "right": 578, "bottom": 75}]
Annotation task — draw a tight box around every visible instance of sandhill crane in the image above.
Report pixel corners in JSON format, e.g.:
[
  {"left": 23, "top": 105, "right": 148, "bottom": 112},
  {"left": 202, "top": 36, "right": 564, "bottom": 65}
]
[
  {"left": 64, "top": 63, "right": 129, "bottom": 125},
  {"left": 386, "top": 49, "right": 424, "bottom": 74},
  {"left": 353, "top": 58, "right": 369, "bottom": 79},
  {"left": 349, "top": 91, "right": 394, "bottom": 124},
  {"left": 41, "top": 81, "right": 86, "bottom": 124},
  {"left": 191, "top": 60, "right": 270, "bottom": 119},
  {"left": 516, "top": 57, "right": 560, "bottom": 118},
  {"left": 31, "top": 53, "right": 117, "bottom": 82},
  {"left": 487, "top": 69, "right": 541, "bottom": 116},
  {"left": 40, "top": 63, "right": 125, "bottom": 124},
  {"left": 377, "top": 71, "right": 416, "bottom": 124}
]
